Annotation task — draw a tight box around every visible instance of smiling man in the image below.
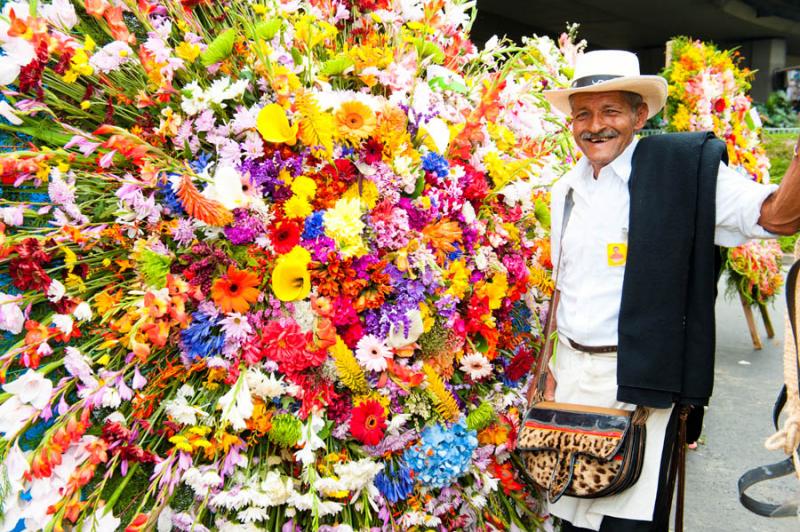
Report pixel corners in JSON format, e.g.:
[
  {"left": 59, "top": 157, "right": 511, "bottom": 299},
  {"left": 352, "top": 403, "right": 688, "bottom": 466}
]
[{"left": 528, "top": 50, "right": 800, "bottom": 531}]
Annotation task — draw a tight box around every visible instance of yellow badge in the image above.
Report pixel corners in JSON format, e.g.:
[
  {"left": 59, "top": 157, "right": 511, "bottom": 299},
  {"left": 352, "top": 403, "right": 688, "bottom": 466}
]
[{"left": 607, "top": 243, "right": 627, "bottom": 267}]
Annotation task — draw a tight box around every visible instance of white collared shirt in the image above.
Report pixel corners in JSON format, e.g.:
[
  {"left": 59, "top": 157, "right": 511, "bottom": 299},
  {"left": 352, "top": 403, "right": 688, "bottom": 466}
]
[{"left": 550, "top": 138, "right": 777, "bottom": 347}]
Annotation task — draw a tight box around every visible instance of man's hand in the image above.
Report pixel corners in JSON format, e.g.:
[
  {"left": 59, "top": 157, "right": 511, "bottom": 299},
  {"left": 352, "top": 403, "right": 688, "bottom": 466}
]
[{"left": 526, "top": 368, "right": 557, "bottom": 406}]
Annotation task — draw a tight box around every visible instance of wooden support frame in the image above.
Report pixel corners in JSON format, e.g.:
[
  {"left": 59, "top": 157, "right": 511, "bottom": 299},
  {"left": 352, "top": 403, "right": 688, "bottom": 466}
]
[{"left": 739, "top": 291, "right": 775, "bottom": 350}]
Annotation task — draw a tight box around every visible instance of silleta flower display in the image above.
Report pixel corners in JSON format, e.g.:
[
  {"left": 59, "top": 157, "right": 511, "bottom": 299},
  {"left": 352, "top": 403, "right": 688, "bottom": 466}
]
[
  {"left": 0, "top": 1, "right": 581, "bottom": 530},
  {"left": 663, "top": 37, "right": 783, "bottom": 305}
]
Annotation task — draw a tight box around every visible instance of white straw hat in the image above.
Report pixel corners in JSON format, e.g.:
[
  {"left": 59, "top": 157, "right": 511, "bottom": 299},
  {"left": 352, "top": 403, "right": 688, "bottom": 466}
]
[{"left": 543, "top": 50, "right": 668, "bottom": 119}]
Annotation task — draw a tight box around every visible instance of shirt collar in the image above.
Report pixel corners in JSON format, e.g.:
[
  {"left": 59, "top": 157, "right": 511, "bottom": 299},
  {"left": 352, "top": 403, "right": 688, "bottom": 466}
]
[
  {"left": 560, "top": 137, "right": 640, "bottom": 194},
  {"left": 608, "top": 137, "right": 638, "bottom": 184}
]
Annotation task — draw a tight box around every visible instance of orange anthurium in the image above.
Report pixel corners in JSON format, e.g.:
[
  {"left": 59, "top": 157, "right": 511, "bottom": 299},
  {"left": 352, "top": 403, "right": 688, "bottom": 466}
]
[
  {"left": 256, "top": 104, "right": 298, "bottom": 146},
  {"left": 212, "top": 266, "right": 261, "bottom": 313}
]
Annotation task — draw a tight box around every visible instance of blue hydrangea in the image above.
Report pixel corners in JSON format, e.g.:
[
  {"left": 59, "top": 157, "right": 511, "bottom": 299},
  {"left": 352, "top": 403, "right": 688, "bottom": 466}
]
[
  {"left": 421, "top": 151, "right": 449, "bottom": 178},
  {"left": 375, "top": 462, "right": 414, "bottom": 503},
  {"left": 302, "top": 211, "right": 325, "bottom": 240},
  {"left": 403, "top": 418, "right": 477, "bottom": 488},
  {"left": 180, "top": 311, "right": 225, "bottom": 360}
]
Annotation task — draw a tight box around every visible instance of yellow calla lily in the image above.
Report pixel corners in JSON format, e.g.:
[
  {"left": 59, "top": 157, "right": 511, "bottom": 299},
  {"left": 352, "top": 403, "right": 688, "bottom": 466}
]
[
  {"left": 257, "top": 103, "right": 298, "bottom": 146},
  {"left": 271, "top": 255, "right": 311, "bottom": 301}
]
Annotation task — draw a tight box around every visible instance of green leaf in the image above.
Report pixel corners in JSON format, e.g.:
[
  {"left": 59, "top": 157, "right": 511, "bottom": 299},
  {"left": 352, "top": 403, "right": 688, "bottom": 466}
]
[
  {"left": 254, "top": 18, "right": 282, "bottom": 40},
  {"left": 201, "top": 28, "right": 236, "bottom": 67},
  {"left": 290, "top": 47, "right": 304, "bottom": 66},
  {"left": 744, "top": 110, "right": 756, "bottom": 131},
  {"left": 428, "top": 76, "right": 468, "bottom": 94},
  {"left": 534, "top": 198, "right": 551, "bottom": 229},
  {"left": 320, "top": 55, "right": 354, "bottom": 76},
  {"left": 413, "top": 38, "right": 445, "bottom": 64}
]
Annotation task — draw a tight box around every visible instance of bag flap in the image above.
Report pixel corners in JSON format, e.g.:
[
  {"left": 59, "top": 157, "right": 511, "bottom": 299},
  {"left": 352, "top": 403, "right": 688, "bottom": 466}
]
[{"left": 517, "top": 403, "right": 632, "bottom": 460}]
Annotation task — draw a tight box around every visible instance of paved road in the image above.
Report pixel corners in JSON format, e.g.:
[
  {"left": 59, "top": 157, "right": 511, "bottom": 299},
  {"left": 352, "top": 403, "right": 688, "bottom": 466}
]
[{"left": 683, "top": 274, "right": 800, "bottom": 531}]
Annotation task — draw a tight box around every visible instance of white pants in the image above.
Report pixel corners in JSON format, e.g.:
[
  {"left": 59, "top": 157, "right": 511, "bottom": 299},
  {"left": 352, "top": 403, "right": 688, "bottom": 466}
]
[{"left": 547, "top": 340, "right": 673, "bottom": 531}]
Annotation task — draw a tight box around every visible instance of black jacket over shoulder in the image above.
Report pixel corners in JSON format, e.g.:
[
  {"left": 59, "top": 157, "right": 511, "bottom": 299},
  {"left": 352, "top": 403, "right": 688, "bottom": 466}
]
[{"left": 617, "top": 132, "right": 727, "bottom": 408}]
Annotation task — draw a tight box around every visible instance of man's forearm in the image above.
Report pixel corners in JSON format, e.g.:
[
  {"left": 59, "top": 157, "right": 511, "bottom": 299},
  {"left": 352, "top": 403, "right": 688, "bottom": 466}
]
[{"left": 759, "top": 138, "right": 800, "bottom": 235}]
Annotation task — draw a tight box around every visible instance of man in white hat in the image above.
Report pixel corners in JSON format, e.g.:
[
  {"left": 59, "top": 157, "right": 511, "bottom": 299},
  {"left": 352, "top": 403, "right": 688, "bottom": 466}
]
[{"left": 531, "top": 50, "right": 800, "bottom": 531}]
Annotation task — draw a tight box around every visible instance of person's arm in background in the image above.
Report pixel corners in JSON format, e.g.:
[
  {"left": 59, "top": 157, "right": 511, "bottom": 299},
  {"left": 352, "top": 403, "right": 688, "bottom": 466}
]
[{"left": 759, "top": 136, "right": 800, "bottom": 235}]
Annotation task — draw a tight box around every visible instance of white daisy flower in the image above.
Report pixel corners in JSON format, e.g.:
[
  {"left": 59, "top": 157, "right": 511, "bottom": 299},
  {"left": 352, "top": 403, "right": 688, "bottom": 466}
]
[{"left": 459, "top": 352, "right": 492, "bottom": 380}]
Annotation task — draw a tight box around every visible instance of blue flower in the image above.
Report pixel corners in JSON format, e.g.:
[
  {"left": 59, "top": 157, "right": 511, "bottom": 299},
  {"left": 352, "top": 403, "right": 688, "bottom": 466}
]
[
  {"left": 421, "top": 151, "right": 450, "bottom": 178},
  {"left": 180, "top": 311, "right": 225, "bottom": 360},
  {"left": 158, "top": 174, "right": 186, "bottom": 216},
  {"left": 190, "top": 152, "right": 212, "bottom": 173},
  {"left": 302, "top": 211, "right": 325, "bottom": 240},
  {"left": 375, "top": 462, "right": 414, "bottom": 504},
  {"left": 403, "top": 418, "right": 477, "bottom": 488}
]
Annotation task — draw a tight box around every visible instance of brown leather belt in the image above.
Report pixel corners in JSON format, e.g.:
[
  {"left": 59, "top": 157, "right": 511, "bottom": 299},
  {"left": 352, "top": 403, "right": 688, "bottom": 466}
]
[{"left": 566, "top": 336, "right": 618, "bottom": 354}]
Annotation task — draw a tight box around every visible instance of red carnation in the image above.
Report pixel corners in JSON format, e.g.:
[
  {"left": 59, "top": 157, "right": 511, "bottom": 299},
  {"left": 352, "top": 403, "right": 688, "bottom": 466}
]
[
  {"left": 350, "top": 398, "right": 387, "bottom": 446},
  {"left": 713, "top": 98, "right": 726, "bottom": 113},
  {"left": 270, "top": 221, "right": 300, "bottom": 254}
]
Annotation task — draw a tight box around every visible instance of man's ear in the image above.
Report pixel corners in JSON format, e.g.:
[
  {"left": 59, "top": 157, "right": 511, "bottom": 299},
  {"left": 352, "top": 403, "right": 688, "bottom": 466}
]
[{"left": 634, "top": 103, "right": 649, "bottom": 129}]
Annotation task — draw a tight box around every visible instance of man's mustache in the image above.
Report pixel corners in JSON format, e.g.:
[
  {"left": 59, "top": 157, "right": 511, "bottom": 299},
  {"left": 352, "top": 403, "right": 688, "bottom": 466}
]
[{"left": 580, "top": 129, "right": 620, "bottom": 141}]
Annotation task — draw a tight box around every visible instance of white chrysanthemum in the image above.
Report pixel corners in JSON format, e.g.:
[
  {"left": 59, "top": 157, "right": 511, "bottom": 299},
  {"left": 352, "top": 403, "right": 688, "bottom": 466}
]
[
  {"left": 237, "top": 506, "right": 268, "bottom": 523},
  {"left": 459, "top": 352, "right": 492, "bottom": 380},
  {"left": 258, "top": 471, "right": 294, "bottom": 507},
  {"left": 355, "top": 335, "right": 391, "bottom": 372}
]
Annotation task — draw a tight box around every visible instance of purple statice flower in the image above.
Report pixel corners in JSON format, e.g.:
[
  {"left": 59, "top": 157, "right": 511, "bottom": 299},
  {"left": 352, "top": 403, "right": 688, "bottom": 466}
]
[
  {"left": 434, "top": 294, "right": 458, "bottom": 322},
  {"left": 223, "top": 208, "right": 265, "bottom": 245}
]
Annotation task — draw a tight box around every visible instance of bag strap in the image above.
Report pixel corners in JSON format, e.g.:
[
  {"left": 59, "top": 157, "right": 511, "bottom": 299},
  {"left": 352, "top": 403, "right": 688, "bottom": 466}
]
[
  {"left": 737, "top": 259, "right": 800, "bottom": 517},
  {"left": 530, "top": 188, "right": 574, "bottom": 402}
]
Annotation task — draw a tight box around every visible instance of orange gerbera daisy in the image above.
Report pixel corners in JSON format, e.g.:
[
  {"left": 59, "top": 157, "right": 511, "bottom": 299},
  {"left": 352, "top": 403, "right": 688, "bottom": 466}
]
[
  {"left": 211, "top": 266, "right": 261, "bottom": 313},
  {"left": 335, "top": 101, "right": 376, "bottom": 143}
]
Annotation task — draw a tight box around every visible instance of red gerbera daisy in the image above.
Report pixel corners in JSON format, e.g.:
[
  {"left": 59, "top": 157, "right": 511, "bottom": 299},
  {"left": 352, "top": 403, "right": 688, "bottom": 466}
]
[
  {"left": 362, "top": 137, "right": 384, "bottom": 165},
  {"left": 350, "top": 398, "right": 387, "bottom": 446},
  {"left": 269, "top": 220, "right": 301, "bottom": 254}
]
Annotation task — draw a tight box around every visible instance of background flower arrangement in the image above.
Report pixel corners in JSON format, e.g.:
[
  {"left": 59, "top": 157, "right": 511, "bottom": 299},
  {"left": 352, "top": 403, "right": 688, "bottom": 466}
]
[
  {"left": 0, "top": 1, "right": 580, "bottom": 530},
  {"left": 661, "top": 36, "right": 783, "bottom": 305}
]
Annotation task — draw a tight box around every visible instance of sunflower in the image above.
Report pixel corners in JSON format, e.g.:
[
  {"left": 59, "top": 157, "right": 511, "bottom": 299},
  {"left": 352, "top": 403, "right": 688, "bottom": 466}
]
[
  {"left": 211, "top": 266, "right": 261, "bottom": 313},
  {"left": 335, "top": 101, "right": 376, "bottom": 143}
]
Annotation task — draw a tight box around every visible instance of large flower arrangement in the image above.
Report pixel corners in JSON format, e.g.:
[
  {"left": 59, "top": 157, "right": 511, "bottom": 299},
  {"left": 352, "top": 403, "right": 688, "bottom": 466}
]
[
  {"left": 662, "top": 36, "right": 782, "bottom": 304},
  {"left": 0, "top": 1, "right": 580, "bottom": 530}
]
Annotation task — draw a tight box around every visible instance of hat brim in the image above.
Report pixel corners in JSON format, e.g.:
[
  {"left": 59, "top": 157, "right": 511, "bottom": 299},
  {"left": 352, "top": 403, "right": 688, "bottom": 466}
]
[{"left": 543, "top": 76, "right": 668, "bottom": 120}]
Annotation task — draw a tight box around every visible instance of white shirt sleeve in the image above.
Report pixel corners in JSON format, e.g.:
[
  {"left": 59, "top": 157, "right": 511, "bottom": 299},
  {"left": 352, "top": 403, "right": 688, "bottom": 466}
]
[{"left": 714, "top": 161, "right": 778, "bottom": 247}]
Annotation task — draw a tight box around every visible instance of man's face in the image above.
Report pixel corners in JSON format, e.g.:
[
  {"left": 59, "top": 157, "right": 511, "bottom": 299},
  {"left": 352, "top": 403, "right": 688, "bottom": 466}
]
[{"left": 570, "top": 91, "right": 649, "bottom": 175}]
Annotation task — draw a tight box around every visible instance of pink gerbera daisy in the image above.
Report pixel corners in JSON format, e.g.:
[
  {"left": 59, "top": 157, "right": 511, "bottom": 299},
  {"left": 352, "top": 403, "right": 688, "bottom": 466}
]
[{"left": 355, "top": 334, "right": 391, "bottom": 372}]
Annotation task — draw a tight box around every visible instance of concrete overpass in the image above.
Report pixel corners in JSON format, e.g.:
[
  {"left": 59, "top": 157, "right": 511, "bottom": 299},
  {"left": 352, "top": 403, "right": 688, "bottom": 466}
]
[{"left": 473, "top": 0, "right": 800, "bottom": 102}]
